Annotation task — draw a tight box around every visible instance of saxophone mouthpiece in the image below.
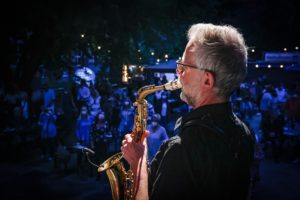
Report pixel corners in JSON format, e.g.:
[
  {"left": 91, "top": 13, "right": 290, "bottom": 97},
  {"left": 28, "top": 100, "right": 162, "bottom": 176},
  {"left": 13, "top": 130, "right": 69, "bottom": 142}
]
[{"left": 164, "top": 78, "right": 182, "bottom": 91}]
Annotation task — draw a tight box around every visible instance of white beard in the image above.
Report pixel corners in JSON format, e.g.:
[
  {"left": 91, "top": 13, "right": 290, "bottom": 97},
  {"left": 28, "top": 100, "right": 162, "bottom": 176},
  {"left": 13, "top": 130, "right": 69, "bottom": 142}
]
[{"left": 180, "top": 90, "right": 196, "bottom": 108}]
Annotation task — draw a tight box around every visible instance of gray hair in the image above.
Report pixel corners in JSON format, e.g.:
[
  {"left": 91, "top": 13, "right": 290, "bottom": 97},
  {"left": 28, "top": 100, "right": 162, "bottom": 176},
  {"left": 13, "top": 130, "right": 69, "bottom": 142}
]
[{"left": 187, "top": 23, "right": 248, "bottom": 98}]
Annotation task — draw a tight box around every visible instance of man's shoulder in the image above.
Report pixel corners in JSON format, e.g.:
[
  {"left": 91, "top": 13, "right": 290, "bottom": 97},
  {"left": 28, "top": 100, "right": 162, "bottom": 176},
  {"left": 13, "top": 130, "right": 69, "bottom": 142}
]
[
  {"left": 155, "top": 135, "right": 182, "bottom": 155},
  {"left": 180, "top": 115, "right": 224, "bottom": 137},
  {"left": 165, "top": 135, "right": 181, "bottom": 146}
]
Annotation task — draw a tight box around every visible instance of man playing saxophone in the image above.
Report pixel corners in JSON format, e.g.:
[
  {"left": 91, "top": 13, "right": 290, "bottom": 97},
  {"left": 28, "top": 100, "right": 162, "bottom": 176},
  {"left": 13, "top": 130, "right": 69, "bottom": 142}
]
[{"left": 122, "top": 23, "right": 254, "bottom": 200}]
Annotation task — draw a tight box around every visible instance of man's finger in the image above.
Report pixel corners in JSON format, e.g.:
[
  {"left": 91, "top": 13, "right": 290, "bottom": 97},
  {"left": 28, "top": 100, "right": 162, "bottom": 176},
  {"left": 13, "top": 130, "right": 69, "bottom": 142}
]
[
  {"left": 124, "top": 134, "right": 132, "bottom": 141},
  {"left": 141, "top": 130, "right": 150, "bottom": 143}
]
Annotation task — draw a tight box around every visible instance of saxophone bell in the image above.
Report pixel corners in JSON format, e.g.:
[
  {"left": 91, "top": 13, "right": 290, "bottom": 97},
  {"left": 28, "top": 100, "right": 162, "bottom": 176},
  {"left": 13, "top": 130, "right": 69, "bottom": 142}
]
[{"left": 98, "top": 152, "right": 123, "bottom": 172}]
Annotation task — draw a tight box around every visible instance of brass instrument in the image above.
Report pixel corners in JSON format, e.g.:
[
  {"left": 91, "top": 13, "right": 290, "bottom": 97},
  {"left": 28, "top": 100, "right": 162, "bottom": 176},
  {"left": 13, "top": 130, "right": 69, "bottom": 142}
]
[{"left": 98, "top": 78, "right": 182, "bottom": 200}]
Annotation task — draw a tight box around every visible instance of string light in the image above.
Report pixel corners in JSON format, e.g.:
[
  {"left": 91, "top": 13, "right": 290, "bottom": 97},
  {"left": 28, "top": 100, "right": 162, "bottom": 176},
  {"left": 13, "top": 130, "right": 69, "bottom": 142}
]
[
  {"left": 283, "top": 48, "right": 287, "bottom": 51},
  {"left": 164, "top": 54, "right": 169, "bottom": 58},
  {"left": 122, "top": 65, "right": 128, "bottom": 83},
  {"left": 81, "top": 34, "right": 85, "bottom": 38},
  {"left": 295, "top": 46, "right": 299, "bottom": 50},
  {"left": 267, "top": 64, "right": 271, "bottom": 68},
  {"left": 280, "top": 65, "right": 284, "bottom": 68},
  {"left": 251, "top": 49, "right": 255, "bottom": 53},
  {"left": 255, "top": 64, "right": 259, "bottom": 68},
  {"left": 97, "top": 46, "right": 101, "bottom": 50},
  {"left": 151, "top": 52, "right": 155, "bottom": 56}
]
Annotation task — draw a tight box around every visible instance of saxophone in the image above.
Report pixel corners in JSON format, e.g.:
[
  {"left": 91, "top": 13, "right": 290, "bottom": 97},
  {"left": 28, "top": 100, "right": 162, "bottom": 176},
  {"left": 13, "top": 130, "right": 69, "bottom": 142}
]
[{"left": 97, "top": 78, "right": 182, "bottom": 200}]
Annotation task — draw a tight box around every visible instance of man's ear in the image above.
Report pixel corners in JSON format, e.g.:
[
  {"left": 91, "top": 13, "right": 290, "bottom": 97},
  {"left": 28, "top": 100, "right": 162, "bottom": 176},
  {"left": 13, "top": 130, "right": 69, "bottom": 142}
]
[{"left": 203, "top": 72, "right": 215, "bottom": 88}]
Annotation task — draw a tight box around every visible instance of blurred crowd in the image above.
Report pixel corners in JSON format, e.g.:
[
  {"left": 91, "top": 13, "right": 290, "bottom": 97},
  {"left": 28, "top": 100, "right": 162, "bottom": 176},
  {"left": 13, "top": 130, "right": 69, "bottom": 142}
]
[
  {"left": 0, "top": 72, "right": 300, "bottom": 180},
  {"left": 0, "top": 72, "right": 184, "bottom": 173},
  {"left": 231, "top": 76, "right": 300, "bottom": 188}
]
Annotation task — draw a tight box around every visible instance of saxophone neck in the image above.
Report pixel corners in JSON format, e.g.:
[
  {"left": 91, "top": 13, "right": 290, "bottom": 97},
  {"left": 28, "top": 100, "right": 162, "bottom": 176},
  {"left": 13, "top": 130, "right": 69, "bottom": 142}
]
[
  {"left": 132, "top": 79, "right": 182, "bottom": 142},
  {"left": 136, "top": 79, "right": 182, "bottom": 102},
  {"left": 137, "top": 85, "right": 164, "bottom": 102}
]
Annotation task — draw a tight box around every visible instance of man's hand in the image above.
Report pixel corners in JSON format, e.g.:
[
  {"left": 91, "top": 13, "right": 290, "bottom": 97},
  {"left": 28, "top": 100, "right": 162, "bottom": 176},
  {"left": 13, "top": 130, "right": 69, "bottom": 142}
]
[
  {"left": 121, "top": 131, "right": 149, "bottom": 168},
  {"left": 121, "top": 130, "right": 150, "bottom": 200}
]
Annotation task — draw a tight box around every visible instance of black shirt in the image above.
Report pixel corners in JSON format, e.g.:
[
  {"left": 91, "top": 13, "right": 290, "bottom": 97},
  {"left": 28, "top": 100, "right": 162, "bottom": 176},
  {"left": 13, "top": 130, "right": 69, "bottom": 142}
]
[{"left": 149, "top": 102, "right": 254, "bottom": 200}]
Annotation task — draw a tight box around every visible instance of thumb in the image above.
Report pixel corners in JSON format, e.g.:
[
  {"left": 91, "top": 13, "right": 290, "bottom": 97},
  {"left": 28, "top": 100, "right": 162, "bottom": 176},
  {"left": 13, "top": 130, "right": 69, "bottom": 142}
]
[{"left": 141, "top": 130, "right": 150, "bottom": 144}]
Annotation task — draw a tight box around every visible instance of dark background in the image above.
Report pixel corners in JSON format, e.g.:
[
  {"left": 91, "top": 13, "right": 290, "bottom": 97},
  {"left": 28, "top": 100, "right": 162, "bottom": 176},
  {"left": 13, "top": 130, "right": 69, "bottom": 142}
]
[{"left": 3, "top": 0, "right": 299, "bottom": 88}]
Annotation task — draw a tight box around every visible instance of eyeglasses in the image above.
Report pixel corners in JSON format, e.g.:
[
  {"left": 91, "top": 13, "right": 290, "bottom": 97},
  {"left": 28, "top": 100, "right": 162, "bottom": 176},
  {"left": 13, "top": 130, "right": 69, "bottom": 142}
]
[
  {"left": 176, "top": 60, "right": 198, "bottom": 74},
  {"left": 176, "top": 60, "right": 214, "bottom": 76}
]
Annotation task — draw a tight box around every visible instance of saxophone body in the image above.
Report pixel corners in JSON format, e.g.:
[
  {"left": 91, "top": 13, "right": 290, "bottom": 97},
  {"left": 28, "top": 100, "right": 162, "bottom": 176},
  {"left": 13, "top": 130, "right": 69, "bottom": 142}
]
[{"left": 98, "top": 79, "right": 182, "bottom": 200}]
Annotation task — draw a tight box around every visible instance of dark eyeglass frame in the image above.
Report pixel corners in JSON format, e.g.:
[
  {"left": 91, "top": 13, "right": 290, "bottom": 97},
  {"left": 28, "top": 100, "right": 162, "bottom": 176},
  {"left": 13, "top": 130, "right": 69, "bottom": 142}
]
[
  {"left": 176, "top": 60, "right": 215, "bottom": 76},
  {"left": 176, "top": 61, "right": 196, "bottom": 74},
  {"left": 176, "top": 61, "right": 198, "bottom": 70}
]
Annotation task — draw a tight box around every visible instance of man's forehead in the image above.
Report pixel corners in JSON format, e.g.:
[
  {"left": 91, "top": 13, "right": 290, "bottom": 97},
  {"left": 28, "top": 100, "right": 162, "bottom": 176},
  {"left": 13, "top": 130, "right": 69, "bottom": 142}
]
[
  {"left": 183, "top": 45, "right": 196, "bottom": 63},
  {"left": 186, "top": 41, "right": 197, "bottom": 51}
]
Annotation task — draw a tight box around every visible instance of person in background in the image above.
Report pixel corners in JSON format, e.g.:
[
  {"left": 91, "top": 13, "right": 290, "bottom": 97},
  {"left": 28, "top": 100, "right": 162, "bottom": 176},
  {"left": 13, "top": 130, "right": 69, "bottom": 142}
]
[
  {"left": 74, "top": 105, "right": 94, "bottom": 176},
  {"left": 75, "top": 105, "right": 93, "bottom": 147},
  {"left": 259, "top": 85, "right": 273, "bottom": 142},
  {"left": 42, "top": 82, "right": 55, "bottom": 112},
  {"left": 147, "top": 102, "right": 156, "bottom": 122},
  {"left": 76, "top": 80, "right": 91, "bottom": 109},
  {"left": 92, "top": 111, "right": 111, "bottom": 165},
  {"left": 146, "top": 114, "right": 169, "bottom": 161},
  {"left": 275, "top": 82, "right": 287, "bottom": 110},
  {"left": 154, "top": 91, "right": 170, "bottom": 130},
  {"left": 31, "top": 87, "right": 43, "bottom": 120},
  {"left": 240, "top": 82, "right": 254, "bottom": 120},
  {"left": 249, "top": 124, "right": 264, "bottom": 197},
  {"left": 92, "top": 111, "right": 111, "bottom": 180},
  {"left": 59, "top": 88, "right": 77, "bottom": 145},
  {"left": 118, "top": 98, "right": 134, "bottom": 136},
  {"left": 19, "top": 91, "right": 29, "bottom": 122},
  {"left": 89, "top": 86, "right": 101, "bottom": 118},
  {"left": 38, "top": 106, "right": 57, "bottom": 161}
]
